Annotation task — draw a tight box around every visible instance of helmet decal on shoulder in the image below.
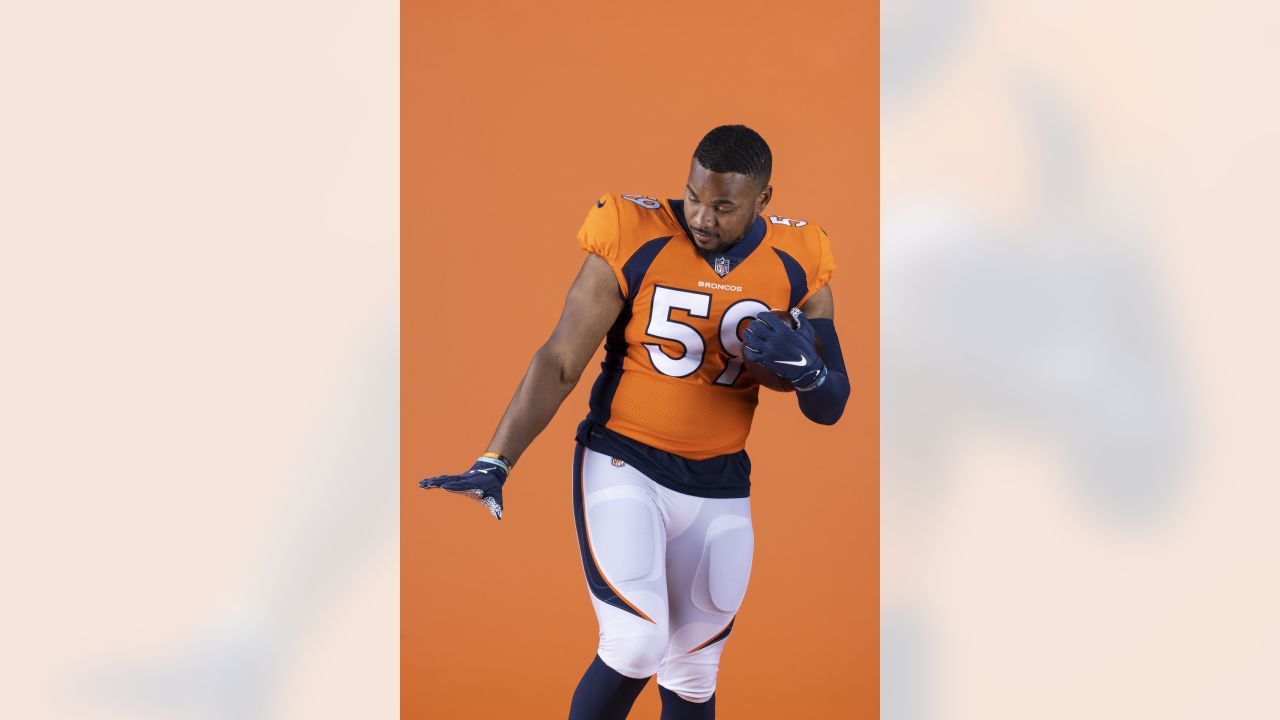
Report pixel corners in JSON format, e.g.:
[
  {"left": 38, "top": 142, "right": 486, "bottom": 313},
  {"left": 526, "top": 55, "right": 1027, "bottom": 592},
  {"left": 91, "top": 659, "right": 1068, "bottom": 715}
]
[{"left": 622, "top": 194, "right": 662, "bottom": 209}]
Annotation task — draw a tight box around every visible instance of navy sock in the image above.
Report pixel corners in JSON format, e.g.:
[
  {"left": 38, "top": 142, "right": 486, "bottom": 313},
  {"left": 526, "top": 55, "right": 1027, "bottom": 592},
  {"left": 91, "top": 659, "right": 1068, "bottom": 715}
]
[
  {"left": 658, "top": 685, "right": 715, "bottom": 719},
  {"left": 568, "top": 655, "right": 650, "bottom": 720}
]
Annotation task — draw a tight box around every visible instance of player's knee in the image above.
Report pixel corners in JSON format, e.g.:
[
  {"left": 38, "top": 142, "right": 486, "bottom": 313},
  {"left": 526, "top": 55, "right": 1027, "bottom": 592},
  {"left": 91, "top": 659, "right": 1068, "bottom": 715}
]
[
  {"left": 598, "top": 630, "right": 668, "bottom": 678},
  {"left": 657, "top": 656, "right": 719, "bottom": 702},
  {"left": 659, "top": 676, "right": 717, "bottom": 704}
]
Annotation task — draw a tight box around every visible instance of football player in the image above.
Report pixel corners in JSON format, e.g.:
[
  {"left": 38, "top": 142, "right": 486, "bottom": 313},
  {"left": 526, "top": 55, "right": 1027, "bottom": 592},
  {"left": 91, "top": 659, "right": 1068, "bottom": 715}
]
[{"left": 422, "top": 125, "right": 850, "bottom": 719}]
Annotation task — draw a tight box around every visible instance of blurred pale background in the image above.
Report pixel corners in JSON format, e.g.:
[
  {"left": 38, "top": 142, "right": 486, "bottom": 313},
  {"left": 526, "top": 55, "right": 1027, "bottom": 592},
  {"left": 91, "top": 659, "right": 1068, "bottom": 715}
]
[
  {"left": 0, "top": 1, "right": 398, "bottom": 718},
  {"left": 883, "top": 0, "right": 1279, "bottom": 718}
]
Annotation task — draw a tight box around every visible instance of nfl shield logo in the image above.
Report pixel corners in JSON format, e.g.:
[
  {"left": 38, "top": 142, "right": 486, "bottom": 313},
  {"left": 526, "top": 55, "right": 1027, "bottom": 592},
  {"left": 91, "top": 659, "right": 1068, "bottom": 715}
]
[{"left": 714, "top": 256, "right": 731, "bottom": 277}]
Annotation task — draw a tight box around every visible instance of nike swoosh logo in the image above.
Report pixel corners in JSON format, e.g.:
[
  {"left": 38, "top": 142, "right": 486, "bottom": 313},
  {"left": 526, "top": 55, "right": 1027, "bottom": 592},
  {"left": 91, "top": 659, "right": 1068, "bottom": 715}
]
[
  {"left": 597, "top": 200, "right": 606, "bottom": 208},
  {"left": 474, "top": 467, "right": 494, "bottom": 474},
  {"left": 776, "top": 355, "right": 808, "bottom": 366}
]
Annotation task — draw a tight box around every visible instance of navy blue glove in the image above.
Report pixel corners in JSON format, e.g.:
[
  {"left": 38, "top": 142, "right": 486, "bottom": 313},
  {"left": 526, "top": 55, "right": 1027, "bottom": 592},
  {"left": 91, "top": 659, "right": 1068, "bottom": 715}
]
[
  {"left": 742, "top": 308, "right": 828, "bottom": 391},
  {"left": 420, "top": 457, "right": 508, "bottom": 520}
]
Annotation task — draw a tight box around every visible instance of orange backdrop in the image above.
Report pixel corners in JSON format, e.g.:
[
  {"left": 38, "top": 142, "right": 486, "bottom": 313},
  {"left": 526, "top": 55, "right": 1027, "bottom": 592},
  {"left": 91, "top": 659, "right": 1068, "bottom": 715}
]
[{"left": 403, "top": 1, "right": 878, "bottom": 717}]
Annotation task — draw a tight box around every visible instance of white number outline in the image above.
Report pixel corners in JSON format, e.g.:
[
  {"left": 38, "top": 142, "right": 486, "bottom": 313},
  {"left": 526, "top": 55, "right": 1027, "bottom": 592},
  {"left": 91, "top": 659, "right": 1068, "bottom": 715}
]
[{"left": 643, "top": 286, "right": 712, "bottom": 378}]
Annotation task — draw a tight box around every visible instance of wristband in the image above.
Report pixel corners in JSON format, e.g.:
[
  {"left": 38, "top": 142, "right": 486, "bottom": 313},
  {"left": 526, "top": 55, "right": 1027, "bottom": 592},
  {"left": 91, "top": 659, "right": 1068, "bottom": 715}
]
[{"left": 479, "top": 452, "right": 514, "bottom": 472}]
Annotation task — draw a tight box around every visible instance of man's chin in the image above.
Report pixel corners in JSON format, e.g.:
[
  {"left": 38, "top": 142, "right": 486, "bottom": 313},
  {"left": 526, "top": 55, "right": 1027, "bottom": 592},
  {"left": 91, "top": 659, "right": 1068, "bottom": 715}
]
[{"left": 694, "top": 237, "right": 724, "bottom": 253}]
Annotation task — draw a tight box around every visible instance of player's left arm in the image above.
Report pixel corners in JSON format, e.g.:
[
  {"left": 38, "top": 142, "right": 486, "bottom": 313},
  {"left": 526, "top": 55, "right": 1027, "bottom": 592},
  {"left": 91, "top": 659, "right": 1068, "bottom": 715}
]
[{"left": 794, "top": 285, "right": 850, "bottom": 425}]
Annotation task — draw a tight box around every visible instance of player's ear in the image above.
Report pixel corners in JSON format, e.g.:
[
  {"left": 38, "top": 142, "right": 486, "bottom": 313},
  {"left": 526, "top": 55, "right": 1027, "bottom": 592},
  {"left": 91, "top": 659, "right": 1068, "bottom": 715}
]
[{"left": 756, "top": 184, "right": 772, "bottom": 214}]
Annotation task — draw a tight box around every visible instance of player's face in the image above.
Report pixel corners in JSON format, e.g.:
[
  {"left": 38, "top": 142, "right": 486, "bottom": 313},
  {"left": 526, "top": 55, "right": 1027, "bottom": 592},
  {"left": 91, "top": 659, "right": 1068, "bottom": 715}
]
[{"left": 683, "top": 159, "right": 772, "bottom": 254}]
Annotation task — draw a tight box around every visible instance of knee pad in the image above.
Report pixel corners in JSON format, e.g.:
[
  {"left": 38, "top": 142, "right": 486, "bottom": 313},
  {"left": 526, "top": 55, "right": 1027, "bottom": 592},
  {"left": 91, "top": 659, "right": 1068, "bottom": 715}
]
[
  {"left": 657, "top": 655, "right": 719, "bottom": 704},
  {"left": 598, "top": 628, "right": 669, "bottom": 679}
]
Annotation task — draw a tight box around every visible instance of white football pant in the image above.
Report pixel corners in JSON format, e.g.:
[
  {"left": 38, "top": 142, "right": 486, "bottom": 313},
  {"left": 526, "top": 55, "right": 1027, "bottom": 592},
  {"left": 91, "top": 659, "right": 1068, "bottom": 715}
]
[{"left": 573, "top": 446, "right": 754, "bottom": 703}]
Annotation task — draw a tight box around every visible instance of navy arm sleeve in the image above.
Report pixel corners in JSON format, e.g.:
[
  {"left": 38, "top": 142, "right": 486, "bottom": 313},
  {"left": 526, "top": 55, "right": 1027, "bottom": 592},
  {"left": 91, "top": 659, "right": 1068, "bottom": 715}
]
[{"left": 796, "top": 318, "right": 850, "bottom": 425}]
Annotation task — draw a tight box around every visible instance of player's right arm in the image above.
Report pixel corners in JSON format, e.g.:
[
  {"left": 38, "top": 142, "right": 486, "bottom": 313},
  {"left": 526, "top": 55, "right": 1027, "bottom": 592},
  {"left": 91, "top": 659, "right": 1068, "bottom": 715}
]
[
  {"left": 484, "top": 253, "right": 623, "bottom": 464},
  {"left": 420, "top": 253, "right": 623, "bottom": 519}
]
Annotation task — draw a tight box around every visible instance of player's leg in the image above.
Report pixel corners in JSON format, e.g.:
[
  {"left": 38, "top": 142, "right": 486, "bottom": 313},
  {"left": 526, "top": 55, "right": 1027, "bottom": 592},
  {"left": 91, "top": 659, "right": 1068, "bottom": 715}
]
[
  {"left": 569, "top": 445, "right": 671, "bottom": 720},
  {"left": 659, "top": 686, "right": 716, "bottom": 719},
  {"left": 571, "top": 654, "right": 650, "bottom": 720},
  {"left": 655, "top": 489, "right": 754, "bottom": 719}
]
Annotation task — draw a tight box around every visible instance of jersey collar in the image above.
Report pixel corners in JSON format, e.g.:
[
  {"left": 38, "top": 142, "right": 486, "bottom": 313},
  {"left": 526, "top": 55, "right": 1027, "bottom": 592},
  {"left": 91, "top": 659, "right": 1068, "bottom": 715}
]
[{"left": 666, "top": 199, "right": 768, "bottom": 279}]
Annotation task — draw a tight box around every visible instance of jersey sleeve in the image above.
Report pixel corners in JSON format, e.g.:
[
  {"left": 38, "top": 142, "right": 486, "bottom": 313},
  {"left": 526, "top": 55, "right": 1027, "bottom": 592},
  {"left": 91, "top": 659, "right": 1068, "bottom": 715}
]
[
  {"left": 576, "top": 194, "right": 628, "bottom": 296},
  {"left": 800, "top": 227, "right": 837, "bottom": 304}
]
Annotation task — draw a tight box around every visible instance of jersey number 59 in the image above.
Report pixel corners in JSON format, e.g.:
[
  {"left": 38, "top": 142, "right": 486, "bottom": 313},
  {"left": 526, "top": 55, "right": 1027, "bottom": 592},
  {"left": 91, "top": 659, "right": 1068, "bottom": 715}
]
[{"left": 643, "top": 286, "right": 770, "bottom": 387}]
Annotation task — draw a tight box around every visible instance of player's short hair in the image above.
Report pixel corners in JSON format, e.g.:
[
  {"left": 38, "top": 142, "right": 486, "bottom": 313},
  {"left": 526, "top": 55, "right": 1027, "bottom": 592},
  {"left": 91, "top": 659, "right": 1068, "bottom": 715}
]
[{"left": 693, "top": 125, "right": 772, "bottom": 185}]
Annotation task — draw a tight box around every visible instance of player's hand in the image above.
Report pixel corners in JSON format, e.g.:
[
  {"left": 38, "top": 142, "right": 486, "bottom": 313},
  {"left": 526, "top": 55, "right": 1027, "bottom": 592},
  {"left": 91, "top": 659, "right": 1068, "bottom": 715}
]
[
  {"left": 420, "top": 458, "right": 508, "bottom": 520},
  {"left": 742, "top": 308, "right": 828, "bottom": 391}
]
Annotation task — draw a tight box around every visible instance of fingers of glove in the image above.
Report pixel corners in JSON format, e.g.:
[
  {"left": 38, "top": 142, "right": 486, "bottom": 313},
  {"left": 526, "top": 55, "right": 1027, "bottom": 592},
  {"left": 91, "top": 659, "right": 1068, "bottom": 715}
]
[
  {"left": 744, "top": 318, "right": 772, "bottom": 345},
  {"left": 421, "top": 469, "right": 505, "bottom": 520},
  {"left": 420, "top": 475, "right": 455, "bottom": 489},
  {"left": 438, "top": 476, "right": 485, "bottom": 492},
  {"left": 421, "top": 468, "right": 488, "bottom": 489},
  {"left": 743, "top": 343, "right": 764, "bottom": 362},
  {"left": 749, "top": 319, "right": 807, "bottom": 356},
  {"left": 755, "top": 311, "right": 793, "bottom": 333}
]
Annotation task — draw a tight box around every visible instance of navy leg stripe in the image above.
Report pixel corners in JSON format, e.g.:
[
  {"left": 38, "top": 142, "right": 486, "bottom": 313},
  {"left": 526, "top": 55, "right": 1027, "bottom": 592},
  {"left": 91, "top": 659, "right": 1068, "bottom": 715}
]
[
  {"left": 686, "top": 614, "right": 737, "bottom": 653},
  {"left": 572, "top": 443, "right": 654, "bottom": 623}
]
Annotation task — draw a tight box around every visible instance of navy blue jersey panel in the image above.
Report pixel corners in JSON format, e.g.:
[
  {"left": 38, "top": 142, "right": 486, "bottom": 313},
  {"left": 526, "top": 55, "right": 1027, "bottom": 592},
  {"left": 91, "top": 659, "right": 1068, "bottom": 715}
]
[
  {"left": 586, "top": 236, "right": 667, "bottom": 426},
  {"left": 771, "top": 246, "right": 809, "bottom": 310},
  {"left": 586, "top": 308, "right": 632, "bottom": 426},
  {"left": 668, "top": 199, "right": 693, "bottom": 240},
  {"left": 723, "top": 216, "right": 767, "bottom": 262},
  {"left": 622, "top": 237, "right": 672, "bottom": 301},
  {"left": 576, "top": 420, "right": 751, "bottom": 499}
]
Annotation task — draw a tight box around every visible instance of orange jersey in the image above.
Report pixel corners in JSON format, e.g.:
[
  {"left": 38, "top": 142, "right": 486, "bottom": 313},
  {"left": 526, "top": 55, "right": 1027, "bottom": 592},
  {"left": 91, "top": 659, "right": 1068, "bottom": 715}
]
[{"left": 578, "top": 193, "right": 836, "bottom": 460}]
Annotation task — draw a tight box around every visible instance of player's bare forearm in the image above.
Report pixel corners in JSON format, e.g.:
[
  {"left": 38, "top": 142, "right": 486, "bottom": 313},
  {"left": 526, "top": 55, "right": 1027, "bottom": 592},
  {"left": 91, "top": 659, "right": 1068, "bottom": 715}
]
[
  {"left": 482, "top": 253, "right": 623, "bottom": 466},
  {"left": 484, "top": 345, "right": 581, "bottom": 464}
]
